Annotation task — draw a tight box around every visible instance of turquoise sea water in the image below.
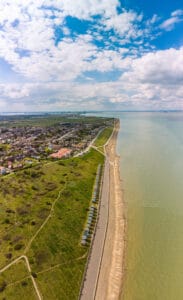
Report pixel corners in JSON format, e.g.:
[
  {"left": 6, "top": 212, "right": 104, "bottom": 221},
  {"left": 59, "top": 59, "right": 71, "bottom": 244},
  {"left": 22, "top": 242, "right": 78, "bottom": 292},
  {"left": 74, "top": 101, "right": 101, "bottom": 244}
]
[{"left": 87, "top": 111, "right": 183, "bottom": 300}]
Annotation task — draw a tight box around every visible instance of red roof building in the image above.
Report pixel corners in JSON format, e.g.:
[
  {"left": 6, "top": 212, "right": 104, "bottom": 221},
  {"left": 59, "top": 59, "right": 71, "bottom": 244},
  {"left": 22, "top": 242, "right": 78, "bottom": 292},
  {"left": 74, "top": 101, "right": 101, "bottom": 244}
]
[{"left": 50, "top": 148, "right": 71, "bottom": 159}]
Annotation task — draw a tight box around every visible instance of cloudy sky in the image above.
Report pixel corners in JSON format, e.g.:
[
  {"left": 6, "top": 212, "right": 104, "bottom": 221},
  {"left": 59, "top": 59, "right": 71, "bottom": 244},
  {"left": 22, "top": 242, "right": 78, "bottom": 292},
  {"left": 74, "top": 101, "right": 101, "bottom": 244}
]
[{"left": 0, "top": 0, "right": 183, "bottom": 112}]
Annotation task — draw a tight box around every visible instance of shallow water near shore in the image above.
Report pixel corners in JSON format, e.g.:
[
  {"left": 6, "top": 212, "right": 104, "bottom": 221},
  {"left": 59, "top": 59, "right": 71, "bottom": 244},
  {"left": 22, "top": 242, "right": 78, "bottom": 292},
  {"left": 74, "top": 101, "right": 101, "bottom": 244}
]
[
  {"left": 86, "top": 111, "right": 183, "bottom": 300},
  {"left": 118, "top": 112, "right": 183, "bottom": 300}
]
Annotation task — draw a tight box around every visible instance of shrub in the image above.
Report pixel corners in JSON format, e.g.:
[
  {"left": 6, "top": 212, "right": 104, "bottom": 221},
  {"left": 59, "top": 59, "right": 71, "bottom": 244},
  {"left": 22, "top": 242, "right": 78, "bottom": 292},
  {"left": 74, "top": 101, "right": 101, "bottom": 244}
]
[
  {"left": 6, "top": 209, "right": 15, "bottom": 214},
  {"left": 31, "top": 185, "right": 38, "bottom": 191},
  {"left": 37, "top": 208, "right": 49, "bottom": 219},
  {"left": 12, "top": 235, "right": 22, "bottom": 244},
  {"left": 0, "top": 280, "right": 6, "bottom": 292},
  {"left": 31, "top": 272, "right": 37, "bottom": 278},
  {"left": 3, "top": 218, "right": 10, "bottom": 224},
  {"left": 14, "top": 243, "right": 24, "bottom": 251},
  {"left": 5, "top": 253, "right": 12, "bottom": 259},
  {"left": 16, "top": 207, "right": 29, "bottom": 216},
  {"left": 2, "top": 234, "right": 11, "bottom": 241},
  {"left": 21, "top": 281, "right": 28, "bottom": 287}
]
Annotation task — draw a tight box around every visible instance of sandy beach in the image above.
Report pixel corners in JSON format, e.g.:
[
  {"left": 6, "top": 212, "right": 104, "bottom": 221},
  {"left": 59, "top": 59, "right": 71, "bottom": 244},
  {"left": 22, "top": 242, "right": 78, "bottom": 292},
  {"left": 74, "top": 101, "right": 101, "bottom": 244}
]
[
  {"left": 80, "top": 119, "right": 125, "bottom": 300},
  {"left": 95, "top": 119, "right": 126, "bottom": 300}
]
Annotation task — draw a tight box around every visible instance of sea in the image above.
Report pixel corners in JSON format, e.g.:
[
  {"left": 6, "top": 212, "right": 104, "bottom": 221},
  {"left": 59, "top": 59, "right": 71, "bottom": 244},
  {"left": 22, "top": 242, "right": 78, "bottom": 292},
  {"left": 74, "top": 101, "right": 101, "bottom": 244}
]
[{"left": 86, "top": 111, "right": 183, "bottom": 300}]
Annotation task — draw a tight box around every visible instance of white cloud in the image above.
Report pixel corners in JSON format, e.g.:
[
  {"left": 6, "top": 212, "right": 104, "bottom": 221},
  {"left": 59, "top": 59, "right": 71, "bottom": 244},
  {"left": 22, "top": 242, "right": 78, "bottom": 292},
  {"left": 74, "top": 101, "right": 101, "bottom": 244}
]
[
  {"left": 0, "top": 1, "right": 133, "bottom": 82},
  {"left": 160, "top": 17, "right": 181, "bottom": 31},
  {"left": 102, "top": 10, "right": 143, "bottom": 39},
  {"left": 0, "top": 1, "right": 182, "bottom": 111},
  {"left": 171, "top": 9, "right": 183, "bottom": 17},
  {"left": 117, "top": 47, "right": 183, "bottom": 108},
  {"left": 0, "top": 0, "right": 158, "bottom": 86},
  {"left": 46, "top": 0, "right": 119, "bottom": 19},
  {"left": 121, "top": 48, "right": 183, "bottom": 85},
  {"left": 150, "top": 14, "right": 159, "bottom": 24},
  {"left": 1, "top": 47, "right": 183, "bottom": 111},
  {"left": 160, "top": 9, "right": 183, "bottom": 31}
]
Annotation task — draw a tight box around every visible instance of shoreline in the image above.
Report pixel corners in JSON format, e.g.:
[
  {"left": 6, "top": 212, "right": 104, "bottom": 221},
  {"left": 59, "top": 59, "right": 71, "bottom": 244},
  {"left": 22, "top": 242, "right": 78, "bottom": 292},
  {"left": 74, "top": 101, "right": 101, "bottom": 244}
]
[
  {"left": 95, "top": 119, "right": 126, "bottom": 300},
  {"left": 79, "top": 119, "right": 126, "bottom": 300}
]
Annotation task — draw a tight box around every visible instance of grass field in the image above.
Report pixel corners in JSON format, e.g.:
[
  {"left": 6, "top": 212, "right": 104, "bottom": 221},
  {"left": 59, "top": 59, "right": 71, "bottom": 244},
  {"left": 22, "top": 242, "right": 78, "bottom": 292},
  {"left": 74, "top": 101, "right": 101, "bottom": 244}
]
[
  {"left": 0, "top": 261, "right": 37, "bottom": 299},
  {"left": 94, "top": 126, "right": 113, "bottom": 150},
  {"left": 0, "top": 149, "right": 104, "bottom": 299}
]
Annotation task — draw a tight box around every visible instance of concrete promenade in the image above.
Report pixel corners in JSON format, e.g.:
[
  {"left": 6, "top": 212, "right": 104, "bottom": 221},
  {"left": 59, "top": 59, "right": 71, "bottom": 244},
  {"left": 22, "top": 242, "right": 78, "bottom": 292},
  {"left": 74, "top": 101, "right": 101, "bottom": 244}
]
[{"left": 80, "top": 157, "right": 110, "bottom": 300}]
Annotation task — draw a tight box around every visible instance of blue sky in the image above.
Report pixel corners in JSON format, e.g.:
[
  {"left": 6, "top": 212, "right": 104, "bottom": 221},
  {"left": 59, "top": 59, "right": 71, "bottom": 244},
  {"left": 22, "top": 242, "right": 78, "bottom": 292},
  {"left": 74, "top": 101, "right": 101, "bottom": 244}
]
[{"left": 0, "top": 0, "right": 182, "bottom": 112}]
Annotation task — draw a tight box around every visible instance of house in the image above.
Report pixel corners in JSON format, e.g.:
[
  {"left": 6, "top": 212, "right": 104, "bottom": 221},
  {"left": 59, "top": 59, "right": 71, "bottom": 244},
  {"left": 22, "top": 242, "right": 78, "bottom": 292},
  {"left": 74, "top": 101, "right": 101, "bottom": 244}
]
[{"left": 50, "top": 148, "right": 72, "bottom": 159}]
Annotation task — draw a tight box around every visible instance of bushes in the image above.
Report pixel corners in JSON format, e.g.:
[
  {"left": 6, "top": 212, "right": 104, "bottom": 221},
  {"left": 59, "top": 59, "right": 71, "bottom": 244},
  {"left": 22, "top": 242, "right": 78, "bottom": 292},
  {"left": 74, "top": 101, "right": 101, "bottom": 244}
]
[
  {"left": 14, "top": 243, "right": 24, "bottom": 251},
  {"left": 3, "top": 219, "right": 10, "bottom": 225},
  {"left": 5, "top": 253, "right": 12, "bottom": 260},
  {"left": 31, "top": 272, "right": 37, "bottom": 278},
  {"left": 35, "top": 250, "right": 49, "bottom": 266},
  {"left": 21, "top": 281, "right": 28, "bottom": 287},
  {"left": 37, "top": 208, "right": 49, "bottom": 219},
  {"left": 31, "top": 185, "right": 38, "bottom": 191},
  {"left": 12, "top": 235, "right": 22, "bottom": 244},
  {"left": 45, "top": 182, "right": 57, "bottom": 191},
  {"left": 16, "top": 207, "right": 29, "bottom": 216},
  {"left": 0, "top": 279, "right": 6, "bottom": 292}
]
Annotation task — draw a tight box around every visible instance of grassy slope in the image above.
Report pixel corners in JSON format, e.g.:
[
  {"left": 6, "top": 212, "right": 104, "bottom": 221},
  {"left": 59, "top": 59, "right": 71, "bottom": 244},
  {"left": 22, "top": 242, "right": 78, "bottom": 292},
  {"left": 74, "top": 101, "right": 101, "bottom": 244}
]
[
  {"left": 0, "top": 149, "right": 104, "bottom": 299},
  {"left": 94, "top": 126, "right": 113, "bottom": 150}
]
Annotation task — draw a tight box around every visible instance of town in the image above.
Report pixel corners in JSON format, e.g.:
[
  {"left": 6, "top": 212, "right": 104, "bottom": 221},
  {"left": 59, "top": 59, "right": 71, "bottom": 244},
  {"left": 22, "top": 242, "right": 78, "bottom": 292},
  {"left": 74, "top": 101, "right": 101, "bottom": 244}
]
[{"left": 0, "top": 114, "right": 113, "bottom": 175}]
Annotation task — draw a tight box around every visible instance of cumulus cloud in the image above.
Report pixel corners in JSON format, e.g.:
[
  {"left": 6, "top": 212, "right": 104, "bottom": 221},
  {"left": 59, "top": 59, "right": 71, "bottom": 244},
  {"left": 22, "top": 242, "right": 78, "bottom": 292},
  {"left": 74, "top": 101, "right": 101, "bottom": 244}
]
[
  {"left": 121, "top": 48, "right": 183, "bottom": 85},
  {"left": 102, "top": 10, "right": 142, "bottom": 38},
  {"left": 1, "top": 47, "right": 183, "bottom": 111},
  {"left": 0, "top": 1, "right": 182, "bottom": 111},
  {"left": 51, "top": 0, "right": 120, "bottom": 19},
  {"left": 0, "top": 1, "right": 138, "bottom": 82},
  {"left": 118, "top": 47, "right": 183, "bottom": 108}
]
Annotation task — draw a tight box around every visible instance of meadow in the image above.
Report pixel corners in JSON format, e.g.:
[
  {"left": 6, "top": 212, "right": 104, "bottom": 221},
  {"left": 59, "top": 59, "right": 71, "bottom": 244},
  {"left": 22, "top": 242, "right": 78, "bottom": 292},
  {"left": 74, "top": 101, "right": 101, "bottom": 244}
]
[
  {"left": 94, "top": 126, "right": 113, "bottom": 153},
  {"left": 0, "top": 149, "right": 104, "bottom": 299}
]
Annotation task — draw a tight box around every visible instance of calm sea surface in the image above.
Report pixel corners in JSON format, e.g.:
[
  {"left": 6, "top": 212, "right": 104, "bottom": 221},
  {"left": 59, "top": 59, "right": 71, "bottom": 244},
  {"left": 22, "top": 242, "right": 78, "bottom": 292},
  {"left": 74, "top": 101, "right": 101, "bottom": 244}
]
[{"left": 87, "top": 111, "right": 183, "bottom": 300}]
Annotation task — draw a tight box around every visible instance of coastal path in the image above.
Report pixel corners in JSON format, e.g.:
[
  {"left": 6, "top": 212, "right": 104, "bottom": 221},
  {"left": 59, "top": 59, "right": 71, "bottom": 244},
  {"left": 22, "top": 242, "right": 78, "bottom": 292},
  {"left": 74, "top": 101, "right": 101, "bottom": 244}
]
[
  {"left": 80, "top": 157, "right": 110, "bottom": 300},
  {"left": 80, "top": 125, "right": 115, "bottom": 300}
]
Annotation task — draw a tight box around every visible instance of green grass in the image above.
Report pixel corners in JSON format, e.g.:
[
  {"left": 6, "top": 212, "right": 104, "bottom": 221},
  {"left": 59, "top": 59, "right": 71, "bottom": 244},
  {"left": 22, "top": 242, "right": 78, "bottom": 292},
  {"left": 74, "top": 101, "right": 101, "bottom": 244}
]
[
  {"left": 0, "top": 149, "right": 104, "bottom": 299},
  {"left": 0, "top": 260, "right": 29, "bottom": 284},
  {"left": 0, "top": 261, "right": 37, "bottom": 300},
  {"left": 0, "top": 115, "right": 113, "bottom": 128},
  {"left": 0, "top": 278, "right": 37, "bottom": 300},
  {"left": 36, "top": 260, "right": 85, "bottom": 299},
  {"left": 94, "top": 126, "right": 113, "bottom": 149}
]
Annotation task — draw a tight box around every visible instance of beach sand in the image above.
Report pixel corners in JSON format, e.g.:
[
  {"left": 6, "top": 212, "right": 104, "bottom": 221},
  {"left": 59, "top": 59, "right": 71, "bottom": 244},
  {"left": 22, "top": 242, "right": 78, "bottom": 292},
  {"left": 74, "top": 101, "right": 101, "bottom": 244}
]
[{"left": 95, "top": 120, "right": 126, "bottom": 300}]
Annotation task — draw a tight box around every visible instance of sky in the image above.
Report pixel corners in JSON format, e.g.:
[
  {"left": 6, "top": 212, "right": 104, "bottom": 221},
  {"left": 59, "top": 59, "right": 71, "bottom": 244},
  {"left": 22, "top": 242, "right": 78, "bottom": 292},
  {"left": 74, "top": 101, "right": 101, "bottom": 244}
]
[{"left": 0, "top": 0, "right": 183, "bottom": 112}]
